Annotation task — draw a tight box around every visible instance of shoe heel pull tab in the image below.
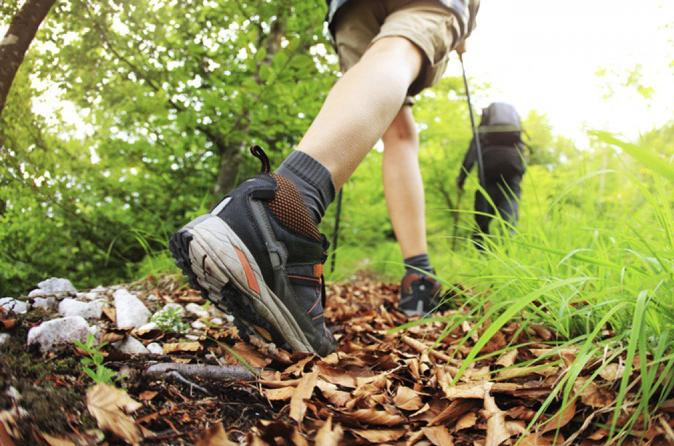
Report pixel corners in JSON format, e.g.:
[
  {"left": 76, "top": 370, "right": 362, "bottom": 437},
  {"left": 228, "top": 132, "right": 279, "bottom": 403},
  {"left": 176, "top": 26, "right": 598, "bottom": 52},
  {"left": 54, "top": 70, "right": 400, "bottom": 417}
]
[{"left": 250, "top": 145, "right": 271, "bottom": 174}]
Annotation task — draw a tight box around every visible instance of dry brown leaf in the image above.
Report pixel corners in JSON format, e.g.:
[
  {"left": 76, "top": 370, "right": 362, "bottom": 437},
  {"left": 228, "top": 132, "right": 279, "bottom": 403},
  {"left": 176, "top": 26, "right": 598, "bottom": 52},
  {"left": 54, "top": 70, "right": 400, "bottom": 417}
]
[
  {"left": 290, "top": 369, "right": 318, "bottom": 422},
  {"left": 163, "top": 341, "right": 202, "bottom": 353},
  {"left": 316, "top": 380, "right": 352, "bottom": 407},
  {"left": 229, "top": 342, "right": 271, "bottom": 368},
  {"left": 316, "top": 363, "right": 357, "bottom": 388},
  {"left": 314, "top": 416, "right": 343, "bottom": 446},
  {"left": 291, "top": 427, "right": 309, "bottom": 446},
  {"left": 195, "top": 423, "right": 237, "bottom": 446},
  {"left": 394, "top": 386, "right": 424, "bottom": 411},
  {"left": 428, "top": 399, "right": 480, "bottom": 426},
  {"left": 86, "top": 384, "right": 142, "bottom": 445},
  {"left": 351, "top": 428, "right": 406, "bottom": 443},
  {"left": 519, "top": 434, "right": 565, "bottom": 446},
  {"left": 423, "top": 425, "right": 454, "bottom": 445},
  {"left": 263, "top": 386, "right": 295, "bottom": 401},
  {"left": 340, "top": 408, "right": 406, "bottom": 426},
  {"left": 283, "top": 355, "right": 314, "bottom": 376},
  {"left": 540, "top": 401, "right": 576, "bottom": 433},
  {"left": 495, "top": 349, "right": 518, "bottom": 368},
  {"left": 483, "top": 383, "right": 512, "bottom": 446},
  {"left": 573, "top": 377, "right": 614, "bottom": 408},
  {"left": 599, "top": 362, "right": 624, "bottom": 382},
  {"left": 455, "top": 412, "right": 477, "bottom": 431},
  {"left": 138, "top": 390, "right": 158, "bottom": 401},
  {"left": 39, "top": 433, "right": 75, "bottom": 446},
  {"left": 444, "top": 382, "right": 489, "bottom": 400},
  {"left": 480, "top": 330, "right": 507, "bottom": 354},
  {"left": 496, "top": 364, "right": 558, "bottom": 380}
]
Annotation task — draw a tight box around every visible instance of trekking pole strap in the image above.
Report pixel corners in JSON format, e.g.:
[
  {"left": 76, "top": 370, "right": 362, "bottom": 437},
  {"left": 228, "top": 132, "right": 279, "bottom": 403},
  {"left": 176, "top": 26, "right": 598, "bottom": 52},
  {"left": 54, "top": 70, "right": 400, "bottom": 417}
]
[{"left": 459, "top": 53, "right": 485, "bottom": 186}]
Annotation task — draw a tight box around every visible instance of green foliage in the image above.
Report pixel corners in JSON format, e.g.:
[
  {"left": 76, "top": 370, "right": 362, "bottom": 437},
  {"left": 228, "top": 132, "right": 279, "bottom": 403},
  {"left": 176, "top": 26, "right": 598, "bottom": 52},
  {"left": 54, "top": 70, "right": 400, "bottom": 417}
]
[
  {"left": 73, "top": 334, "right": 118, "bottom": 385},
  {"left": 0, "top": 0, "right": 337, "bottom": 294},
  {"left": 151, "top": 305, "right": 189, "bottom": 333}
]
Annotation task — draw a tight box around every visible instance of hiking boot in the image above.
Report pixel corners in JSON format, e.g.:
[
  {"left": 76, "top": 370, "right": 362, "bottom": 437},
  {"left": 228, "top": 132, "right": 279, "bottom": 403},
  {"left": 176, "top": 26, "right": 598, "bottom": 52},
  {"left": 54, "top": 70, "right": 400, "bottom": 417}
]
[
  {"left": 169, "top": 146, "right": 336, "bottom": 356},
  {"left": 399, "top": 272, "right": 442, "bottom": 317}
]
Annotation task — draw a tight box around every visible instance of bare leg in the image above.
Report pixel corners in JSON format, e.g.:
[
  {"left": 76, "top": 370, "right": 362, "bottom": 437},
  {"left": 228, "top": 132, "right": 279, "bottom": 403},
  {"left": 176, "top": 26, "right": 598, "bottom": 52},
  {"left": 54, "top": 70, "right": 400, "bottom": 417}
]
[
  {"left": 382, "top": 106, "right": 427, "bottom": 258},
  {"left": 296, "top": 36, "right": 424, "bottom": 189}
]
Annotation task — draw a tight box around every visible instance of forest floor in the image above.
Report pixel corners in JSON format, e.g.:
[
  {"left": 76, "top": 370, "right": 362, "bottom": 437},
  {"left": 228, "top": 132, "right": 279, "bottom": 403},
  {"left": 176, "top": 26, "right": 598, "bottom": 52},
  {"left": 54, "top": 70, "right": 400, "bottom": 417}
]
[{"left": 0, "top": 274, "right": 672, "bottom": 446}]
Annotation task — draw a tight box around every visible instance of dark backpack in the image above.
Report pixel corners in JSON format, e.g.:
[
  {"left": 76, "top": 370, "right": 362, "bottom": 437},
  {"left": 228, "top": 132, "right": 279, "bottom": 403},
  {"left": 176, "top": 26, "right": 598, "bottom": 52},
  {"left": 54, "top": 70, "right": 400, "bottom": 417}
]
[{"left": 478, "top": 102, "right": 522, "bottom": 146}]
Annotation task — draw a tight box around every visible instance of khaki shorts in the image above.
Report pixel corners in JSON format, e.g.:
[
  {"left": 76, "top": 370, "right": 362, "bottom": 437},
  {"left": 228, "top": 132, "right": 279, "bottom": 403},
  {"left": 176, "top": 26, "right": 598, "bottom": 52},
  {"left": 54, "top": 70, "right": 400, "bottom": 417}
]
[{"left": 333, "top": 0, "right": 457, "bottom": 97}]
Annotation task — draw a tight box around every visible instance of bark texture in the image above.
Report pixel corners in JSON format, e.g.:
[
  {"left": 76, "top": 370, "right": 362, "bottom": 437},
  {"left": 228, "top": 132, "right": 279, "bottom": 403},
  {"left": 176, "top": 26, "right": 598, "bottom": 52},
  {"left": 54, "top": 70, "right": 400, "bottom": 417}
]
[{"left": 0, "top": 0, "right": 57, "bottom": 115}]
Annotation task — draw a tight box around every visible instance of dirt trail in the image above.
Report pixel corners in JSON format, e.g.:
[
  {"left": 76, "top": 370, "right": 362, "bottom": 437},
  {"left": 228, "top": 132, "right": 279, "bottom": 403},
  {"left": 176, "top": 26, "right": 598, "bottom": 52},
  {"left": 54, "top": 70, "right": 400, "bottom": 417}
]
[{"left": 0, "top": 275, "right": 671, "bottom": 445}]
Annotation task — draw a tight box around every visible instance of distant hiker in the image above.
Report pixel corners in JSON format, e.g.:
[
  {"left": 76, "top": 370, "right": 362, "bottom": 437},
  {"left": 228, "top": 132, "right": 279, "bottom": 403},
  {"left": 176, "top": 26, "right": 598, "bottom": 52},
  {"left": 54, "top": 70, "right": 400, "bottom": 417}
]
[
  {"left": 171, "top": 0, "right": 480, "bottom": 356},
  {"left": 456, "top": 102, "right": 526, "bottom": 245}
]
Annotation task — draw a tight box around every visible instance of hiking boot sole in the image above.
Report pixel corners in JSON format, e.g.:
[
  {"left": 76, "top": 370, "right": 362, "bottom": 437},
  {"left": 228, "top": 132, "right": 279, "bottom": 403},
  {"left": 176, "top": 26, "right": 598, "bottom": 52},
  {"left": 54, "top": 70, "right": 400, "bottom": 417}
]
[{"left": 169, "top": 214, "right": 316, "bottom": 354}]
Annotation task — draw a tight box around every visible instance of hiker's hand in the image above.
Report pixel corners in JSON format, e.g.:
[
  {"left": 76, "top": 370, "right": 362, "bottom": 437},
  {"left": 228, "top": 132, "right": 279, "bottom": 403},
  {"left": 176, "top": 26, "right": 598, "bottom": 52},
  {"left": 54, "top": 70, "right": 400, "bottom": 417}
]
[{"left": 455, "top": 39, "right": 467, "bottom": 55}]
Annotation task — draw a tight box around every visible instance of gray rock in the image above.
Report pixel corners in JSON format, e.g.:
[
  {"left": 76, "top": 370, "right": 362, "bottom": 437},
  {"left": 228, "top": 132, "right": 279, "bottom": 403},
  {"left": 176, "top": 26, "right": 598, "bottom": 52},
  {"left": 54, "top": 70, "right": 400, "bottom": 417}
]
[
  {"left": 27, "top": 316, "right": 90, "bottom": 353},
  {"left": 0, "top": 298, "right": 30, "bottom": 314},
  {"left": 185, "top": 303, "right": 209, "bottom": 319},
  {"left": 135, "top": 322, "right": 159, "bottom": 336},
  {"left": 114, "top": 289, "right": 150, "bottom": 329},
  {"left": 28, "top": 277, "right": 77, "bottom": 297},
  {"left": 32, "top": 297, "right": 57, "bottom": 311},
  {"left": 113, "top": 336, "right": 149, "bottom": 355},
  {"left": 210, "top": 317, "right": 224, "bottom": 326},
  {"left": 76, "top": 292, "right": 100, "bottom": 301},
  {"left": 0, "top": 333, "right": 10, "bottom": 346},
  {"left": 90, "top": 286, "right": 107, "bottom": 293},
  {"left": 146, "top": 342, "right": 164, "bottom": 355},
  {"left": 58, "top": 298, "right": 103, "bottom": 319},
  {"left": 191, "top": 320, "right": 207, "bottom": 330}
]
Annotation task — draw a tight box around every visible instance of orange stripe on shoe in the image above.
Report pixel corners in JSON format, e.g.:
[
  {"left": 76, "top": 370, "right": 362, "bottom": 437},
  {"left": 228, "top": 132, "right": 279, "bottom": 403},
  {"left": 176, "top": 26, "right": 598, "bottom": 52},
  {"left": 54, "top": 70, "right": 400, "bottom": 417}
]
[{"left": 234, "top": 246, "right": 261, "bottom": 295}]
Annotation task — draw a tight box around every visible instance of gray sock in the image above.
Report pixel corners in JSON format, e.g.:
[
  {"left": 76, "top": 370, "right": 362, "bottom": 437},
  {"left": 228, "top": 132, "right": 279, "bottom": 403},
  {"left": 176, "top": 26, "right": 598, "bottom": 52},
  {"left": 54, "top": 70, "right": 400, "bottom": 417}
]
[
  {"left": 404, "top": 254, "right": 433, "bottom": 275},
  {"left": 276, "top": 151, "right": 335, "bottom": 224}
]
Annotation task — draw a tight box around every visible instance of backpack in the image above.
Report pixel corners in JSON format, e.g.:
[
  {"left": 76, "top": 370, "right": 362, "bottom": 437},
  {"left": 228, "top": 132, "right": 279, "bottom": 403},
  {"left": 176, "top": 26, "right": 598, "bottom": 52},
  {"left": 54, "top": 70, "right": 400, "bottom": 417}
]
[{"left": 478, "top": 102, "right": 522, "bottom": 146}]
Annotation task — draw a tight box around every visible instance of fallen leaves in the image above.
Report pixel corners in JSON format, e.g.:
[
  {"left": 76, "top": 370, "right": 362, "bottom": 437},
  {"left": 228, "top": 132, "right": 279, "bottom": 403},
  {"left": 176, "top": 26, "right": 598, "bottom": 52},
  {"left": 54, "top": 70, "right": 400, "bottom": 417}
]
[
  {"left": 289, "top": 369, "right": 318, "bottom": 422},
  {"left": 86, "top": 384, "right": 142, "bottom": 445}
]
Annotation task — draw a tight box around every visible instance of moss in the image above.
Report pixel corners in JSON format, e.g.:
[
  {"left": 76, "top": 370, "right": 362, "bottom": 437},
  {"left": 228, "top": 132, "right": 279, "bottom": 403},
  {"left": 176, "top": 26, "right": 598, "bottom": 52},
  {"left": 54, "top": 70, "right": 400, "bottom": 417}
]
[{"left": 0, "top": 318, "right": 93, "bottom": 436}]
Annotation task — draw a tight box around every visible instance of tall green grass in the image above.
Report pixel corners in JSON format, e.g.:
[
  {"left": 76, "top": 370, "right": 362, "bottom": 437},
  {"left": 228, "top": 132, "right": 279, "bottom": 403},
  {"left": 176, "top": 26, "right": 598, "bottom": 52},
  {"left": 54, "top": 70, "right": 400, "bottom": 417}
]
[{"left": 329, "top": 133, "right": 674, "bottom": 441}]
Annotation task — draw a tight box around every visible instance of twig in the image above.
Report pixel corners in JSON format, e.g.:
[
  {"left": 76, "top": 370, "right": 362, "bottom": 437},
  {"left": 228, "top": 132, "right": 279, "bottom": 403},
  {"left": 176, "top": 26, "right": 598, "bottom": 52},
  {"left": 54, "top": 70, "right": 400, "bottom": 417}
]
[
  {"left": 401, "top": 335, "right": 461, "bottom": 370},
  {"left": 145, "top": 363, "right": 258, "bottom": 382},
  {"left": 165, "top": 370, "right": 211, "bottom": 396}
]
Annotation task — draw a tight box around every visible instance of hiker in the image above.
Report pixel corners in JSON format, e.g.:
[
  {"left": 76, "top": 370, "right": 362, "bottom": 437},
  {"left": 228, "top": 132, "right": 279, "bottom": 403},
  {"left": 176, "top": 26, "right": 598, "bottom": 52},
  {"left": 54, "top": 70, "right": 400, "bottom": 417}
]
[
  {"left": 456, "top": 102, "right": 526, "bottom": 245},
  {"left": 170, "top": 0, "right": 480, "bottom": 356}
]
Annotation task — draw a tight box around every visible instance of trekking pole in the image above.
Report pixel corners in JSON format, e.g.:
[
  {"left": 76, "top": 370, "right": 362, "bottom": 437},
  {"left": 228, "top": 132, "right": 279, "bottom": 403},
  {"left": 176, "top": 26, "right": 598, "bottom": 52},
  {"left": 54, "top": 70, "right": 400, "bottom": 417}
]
[
  {"left": 329, "top": 188, "right": 343, "bottom": 274},
  {"left": 458, "top": 53, "right": 485, "bottom": 186},
  {"left": 451, "top": 188, "right": 463, "bottom": 250}
]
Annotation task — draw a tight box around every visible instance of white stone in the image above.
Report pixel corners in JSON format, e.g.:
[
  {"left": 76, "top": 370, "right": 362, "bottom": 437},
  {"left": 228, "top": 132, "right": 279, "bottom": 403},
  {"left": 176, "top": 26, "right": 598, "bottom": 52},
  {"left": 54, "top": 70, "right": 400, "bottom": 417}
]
[
  {"left": 27, "top": 316, "right": 90, "bottom": 353},
  {"left": 0, "top": 298, "right": 30, "bottom": 314},
  {"left": 185, "top": 334, "right": 201, "bottom": 341},
  {"left": 76, "top": 292, "right": 100, "bottom": 301},
  {"left": 135, "top": 322, "right": 159, "bottom": 336},
  {"left": 185, "top": 303, "right": 209, "bottom": 319},
  {"left": 191, "top": 320, "right": 207, "bottom": 330},
  {"left": 114, "top": 289, "right": 150, "bottom": 329},
  {"left": 0, "top": 333, "right": 10, "bottom": 346},
  {"left": 58, "top": 298, "right": 103, "bottom": 319},
  {"left": 146, "top": 342, "right": 164, "bottom": 355},
  {"left": 210, "top": 317, "right": 224, "bottom": 326},
  {"left": 113, "top": 336, "right": 149, "bottom": 355},
  {"left": 32, "top": 297, "right": 57, "bottom": 311},
  {"left": 28, "top": 277, "right": 77, "bottom": 297},
  {"left": 90, "top": 286, "right": 107, "bottom": 293}
]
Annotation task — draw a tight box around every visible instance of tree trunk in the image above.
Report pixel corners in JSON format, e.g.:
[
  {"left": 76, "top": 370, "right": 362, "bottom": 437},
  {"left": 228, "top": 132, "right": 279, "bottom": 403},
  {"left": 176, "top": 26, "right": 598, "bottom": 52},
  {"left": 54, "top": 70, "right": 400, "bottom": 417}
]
[
  {"left": 0, "top": 0, "right": 56, "bottom": 115},
  {"left": 213, "top": 147, "right": 243, "bottom": 196}
]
